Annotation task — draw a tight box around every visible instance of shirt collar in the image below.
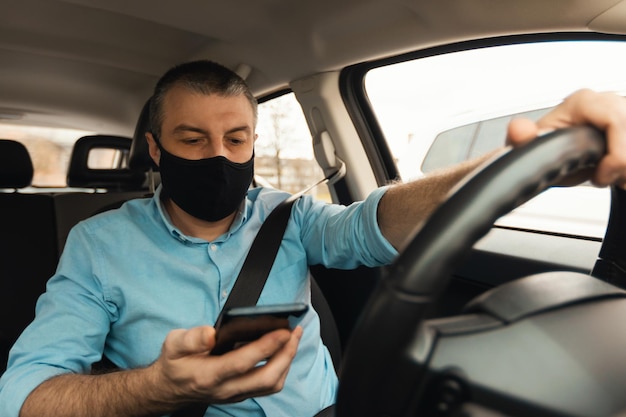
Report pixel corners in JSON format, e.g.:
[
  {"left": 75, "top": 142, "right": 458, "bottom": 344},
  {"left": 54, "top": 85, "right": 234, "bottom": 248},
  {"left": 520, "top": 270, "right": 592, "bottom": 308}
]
[{"left": 152, "top": 185, "right": 251, "bottom": 244}]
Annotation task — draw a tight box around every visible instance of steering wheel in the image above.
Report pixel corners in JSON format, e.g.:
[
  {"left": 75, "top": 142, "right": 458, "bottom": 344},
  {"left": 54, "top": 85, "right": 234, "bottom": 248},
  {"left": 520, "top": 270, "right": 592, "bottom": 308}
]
[{"left": 336, "top": 126, "right": 606, "bottom": 416}]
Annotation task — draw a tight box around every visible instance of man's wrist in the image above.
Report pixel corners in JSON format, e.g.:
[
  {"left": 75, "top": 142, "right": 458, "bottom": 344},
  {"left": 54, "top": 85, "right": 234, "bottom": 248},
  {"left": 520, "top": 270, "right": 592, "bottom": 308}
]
[{"left": 141, "top": 360, "right": 190, "bottom": 409}]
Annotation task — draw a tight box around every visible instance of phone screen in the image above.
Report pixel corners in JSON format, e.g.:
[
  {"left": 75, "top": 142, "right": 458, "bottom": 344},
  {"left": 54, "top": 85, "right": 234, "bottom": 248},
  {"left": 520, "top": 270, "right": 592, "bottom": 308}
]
[{"left": 211, "top": 302, "right": 308, "bottom": 355}]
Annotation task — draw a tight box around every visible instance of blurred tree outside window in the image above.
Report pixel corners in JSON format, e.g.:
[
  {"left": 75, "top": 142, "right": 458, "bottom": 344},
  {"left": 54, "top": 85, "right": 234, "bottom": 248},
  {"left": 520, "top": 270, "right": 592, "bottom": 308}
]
[{"left": 256, "top": 93, "right": 330, "bottom": 202}]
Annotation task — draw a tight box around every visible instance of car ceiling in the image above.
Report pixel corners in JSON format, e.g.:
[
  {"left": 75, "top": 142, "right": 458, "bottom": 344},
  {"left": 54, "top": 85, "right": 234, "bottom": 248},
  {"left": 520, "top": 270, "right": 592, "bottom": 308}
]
[{"left": 1, "top": 0, "right": 626, "bottom": 136}]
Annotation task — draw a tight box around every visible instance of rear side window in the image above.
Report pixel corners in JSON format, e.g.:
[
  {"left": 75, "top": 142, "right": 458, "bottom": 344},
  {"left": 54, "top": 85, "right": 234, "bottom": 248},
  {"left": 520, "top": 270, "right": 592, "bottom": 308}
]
[
  {"left": 364, "top": 39, "right": 626, "bottom": 238},
  {"left": 0, "top": 124, "right": 94, "bottom": 188},
  {"left": 255, "top": 92, "right": 330, "bottom": 202}
]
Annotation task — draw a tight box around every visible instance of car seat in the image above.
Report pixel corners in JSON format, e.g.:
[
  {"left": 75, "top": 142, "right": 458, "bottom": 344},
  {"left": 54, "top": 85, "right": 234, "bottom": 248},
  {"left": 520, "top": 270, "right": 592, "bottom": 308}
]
[
  {"left": 0, "top": 133, "right": 152, "bottom": 373},
  {"left": 66, "top": 135, "right": 145, "bottom": 190},
  {"left": 0, "top": 140, "right": 58, "bottom": 373},
  {"left": 54, "top": 134, "right": 150, "bottom": 254}
]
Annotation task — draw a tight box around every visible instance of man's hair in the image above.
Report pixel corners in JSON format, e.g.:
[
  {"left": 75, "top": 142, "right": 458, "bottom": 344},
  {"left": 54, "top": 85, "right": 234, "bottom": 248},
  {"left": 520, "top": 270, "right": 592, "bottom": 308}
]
[{"left": 149, "top": 60, "right": 257, "bottom": 138}]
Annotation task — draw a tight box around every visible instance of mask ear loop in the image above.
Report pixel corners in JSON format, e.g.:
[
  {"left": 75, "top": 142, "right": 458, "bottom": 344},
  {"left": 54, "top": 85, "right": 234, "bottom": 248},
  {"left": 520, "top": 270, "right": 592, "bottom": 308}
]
[
  {"left": 147, "top": 132, "right": 162, "bottom": 194},
  {"left": 147, "top": 169, "right": 158, "bottom": 194}
]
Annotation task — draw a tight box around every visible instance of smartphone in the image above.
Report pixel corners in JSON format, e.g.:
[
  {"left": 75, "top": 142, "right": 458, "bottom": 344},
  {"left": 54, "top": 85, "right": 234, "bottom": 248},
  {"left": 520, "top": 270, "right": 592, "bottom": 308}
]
[{"left": 211, "top": 302, "right": 309, "bottom": 355}]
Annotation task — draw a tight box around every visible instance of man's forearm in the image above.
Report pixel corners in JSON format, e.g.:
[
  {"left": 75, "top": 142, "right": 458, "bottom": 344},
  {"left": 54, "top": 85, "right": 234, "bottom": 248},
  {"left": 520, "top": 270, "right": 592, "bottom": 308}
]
[
  {"left": 378, "top": 151, "right": 500, "bottom": 250},
  {"left": 20, "top": 367, "right": 179, "bottom": 417}
]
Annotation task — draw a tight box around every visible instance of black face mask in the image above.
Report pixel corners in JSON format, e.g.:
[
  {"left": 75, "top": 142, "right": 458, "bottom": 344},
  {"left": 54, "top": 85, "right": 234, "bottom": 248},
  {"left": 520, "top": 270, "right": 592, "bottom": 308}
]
[{"left": 157, "top": 143, "right": 254, "bottom": 222}]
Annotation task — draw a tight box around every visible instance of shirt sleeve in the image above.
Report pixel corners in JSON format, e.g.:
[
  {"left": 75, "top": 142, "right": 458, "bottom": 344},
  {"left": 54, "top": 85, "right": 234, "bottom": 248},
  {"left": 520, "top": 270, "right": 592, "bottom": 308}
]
[
  {"left": 295, "top": 186, "right": 398, "bottom": 268},
  {"left": 0, "top": 223, "right": 115, "bottom": 417}
]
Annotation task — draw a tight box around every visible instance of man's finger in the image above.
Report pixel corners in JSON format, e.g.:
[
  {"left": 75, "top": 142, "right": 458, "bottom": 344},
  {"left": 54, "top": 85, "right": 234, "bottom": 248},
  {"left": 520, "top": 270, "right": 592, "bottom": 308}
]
[
  {"left": 164, "top": 326, "right": 216, "bottom": 359},
  {"left": 210, "top": 326, "right": 303, "bottom": 402},
  {"left": 506, "top": 117, "right": 539, "bottom": 147}
]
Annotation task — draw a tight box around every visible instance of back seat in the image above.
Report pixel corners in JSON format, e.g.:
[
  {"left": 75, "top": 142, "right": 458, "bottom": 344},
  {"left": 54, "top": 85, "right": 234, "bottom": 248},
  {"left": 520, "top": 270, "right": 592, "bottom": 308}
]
[
  {"left": 55, "top": 134, "right": 149, "bottom": 254},
  {"left": 0, "top": 140, "right": 60, "bottom": 371},
  {"left": 0, "top": 130, "right": 151, "bottom": 373}
]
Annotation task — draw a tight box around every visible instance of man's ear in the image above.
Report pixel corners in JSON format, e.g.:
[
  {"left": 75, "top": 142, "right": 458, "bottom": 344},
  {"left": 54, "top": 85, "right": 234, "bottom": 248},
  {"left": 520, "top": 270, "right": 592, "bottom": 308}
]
[{"left": 145, "top": 132, "right": 161, "bottom": 167}]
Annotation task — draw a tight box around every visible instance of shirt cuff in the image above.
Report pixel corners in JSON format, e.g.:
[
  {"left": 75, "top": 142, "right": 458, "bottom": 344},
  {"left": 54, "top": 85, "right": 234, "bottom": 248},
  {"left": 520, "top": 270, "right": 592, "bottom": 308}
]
[
  {"left": 0, "top": 366, "right": 68, "bottom": 417},
  {"left": 360, "top": 186, "right": 398, "bottom": 264}
]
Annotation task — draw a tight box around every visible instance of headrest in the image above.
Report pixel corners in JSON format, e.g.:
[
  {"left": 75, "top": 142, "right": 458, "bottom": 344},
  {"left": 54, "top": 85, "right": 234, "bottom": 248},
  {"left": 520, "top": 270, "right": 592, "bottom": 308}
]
[
  {"left": 67, "top": 135, "right": 146, "bottom": 190},
  {"left": 129, "top": 98, "right": 158, "bottom": 172},
  {"left": 0, "top": 139, "right": 33, "bottom": 188}
]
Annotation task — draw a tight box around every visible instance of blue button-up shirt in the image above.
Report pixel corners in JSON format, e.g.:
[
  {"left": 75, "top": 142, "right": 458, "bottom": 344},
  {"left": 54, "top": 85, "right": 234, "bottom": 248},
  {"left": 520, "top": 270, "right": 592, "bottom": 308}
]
[{"left": 0, "top": 185, "right": 396, "bottom": 417}]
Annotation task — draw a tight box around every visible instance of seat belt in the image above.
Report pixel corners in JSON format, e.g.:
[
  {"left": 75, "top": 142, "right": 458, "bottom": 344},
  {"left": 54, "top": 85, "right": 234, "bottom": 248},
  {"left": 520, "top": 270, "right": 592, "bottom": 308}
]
[
  {"left": 172, "top": 168, "right": 342, "bottom": 417},
  {"left": 214, "top": 192, "right": 300, "bottom": 326}
]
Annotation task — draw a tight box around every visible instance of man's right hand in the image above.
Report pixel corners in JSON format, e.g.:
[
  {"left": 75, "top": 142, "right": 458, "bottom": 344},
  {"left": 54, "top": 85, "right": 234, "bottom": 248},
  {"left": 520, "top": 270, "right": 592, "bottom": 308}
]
[
  {"left": 19, "top": 325, "right": 302, "bottom": 417},
  {"left": 152, "top": 324, "right": 303, "bottom": 405}
]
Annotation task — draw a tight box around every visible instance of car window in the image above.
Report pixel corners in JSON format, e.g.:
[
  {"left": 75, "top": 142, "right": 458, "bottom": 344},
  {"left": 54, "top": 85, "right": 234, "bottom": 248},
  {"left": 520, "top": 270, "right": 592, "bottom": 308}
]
[
  {"left": 364, "top": 40, "right": 626, "bottom": 239},
  {"left": 256, "top": 92, "right": 330, "bottom": 202}
]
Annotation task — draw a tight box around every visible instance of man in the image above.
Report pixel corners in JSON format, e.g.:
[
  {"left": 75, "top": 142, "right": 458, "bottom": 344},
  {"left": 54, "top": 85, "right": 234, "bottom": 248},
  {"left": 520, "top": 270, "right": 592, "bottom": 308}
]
[{"left": 1, "top": 60, "right": 626, "bottom": 417}]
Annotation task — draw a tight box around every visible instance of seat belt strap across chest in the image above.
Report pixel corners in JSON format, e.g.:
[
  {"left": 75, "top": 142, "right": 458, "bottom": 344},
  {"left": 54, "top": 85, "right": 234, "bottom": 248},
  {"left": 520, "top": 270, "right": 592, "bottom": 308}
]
[
  {"left": 217, "top": 166, "right": 343, "bottom": 323},
  {"left": 215, "top": 193, "right": 299, "bottom": 326}
]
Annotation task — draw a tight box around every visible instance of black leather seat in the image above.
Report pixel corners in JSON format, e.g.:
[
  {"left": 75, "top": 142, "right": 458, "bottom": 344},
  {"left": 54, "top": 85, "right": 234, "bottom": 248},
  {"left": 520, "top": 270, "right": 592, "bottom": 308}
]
[
  {"left": 0, "top": 140, "right": 58, "bottom": 373},
  {"left": 0, "top": 133, "right": 152, "bottom": 373},
  {"left": 0, "top": 139, "right": 34, "bottom": 189},
  {"left": 54, "top": 134, "right": 149, "bottom": 254},
  {"left": 66, "top": 135, "right": 145, "bottom": 190}
]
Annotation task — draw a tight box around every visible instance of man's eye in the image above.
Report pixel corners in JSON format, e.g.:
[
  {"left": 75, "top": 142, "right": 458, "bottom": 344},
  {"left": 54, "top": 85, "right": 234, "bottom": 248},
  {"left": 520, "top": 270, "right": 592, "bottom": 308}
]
[
  {"left": 183, "top": 138, "right": 202, "bottom": 144},
  {"left": 228, "top": 137, "right": 246, "bottom": 145}
]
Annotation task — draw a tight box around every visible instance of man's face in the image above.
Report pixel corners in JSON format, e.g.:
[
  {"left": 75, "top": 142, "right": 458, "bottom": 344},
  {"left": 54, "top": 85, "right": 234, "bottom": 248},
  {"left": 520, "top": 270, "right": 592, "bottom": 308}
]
[{"left": 147, "top": 85, "right": 256, "bottom": 165}]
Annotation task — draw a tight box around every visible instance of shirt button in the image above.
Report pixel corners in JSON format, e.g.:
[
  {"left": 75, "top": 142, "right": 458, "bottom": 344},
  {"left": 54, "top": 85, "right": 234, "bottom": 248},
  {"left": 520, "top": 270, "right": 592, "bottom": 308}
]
[
  {"left": 221, "top": 290, "right": 228, "bottom": 299},
  {"left": 210, "top": 244, "right": 218, "bottom": 251}
]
